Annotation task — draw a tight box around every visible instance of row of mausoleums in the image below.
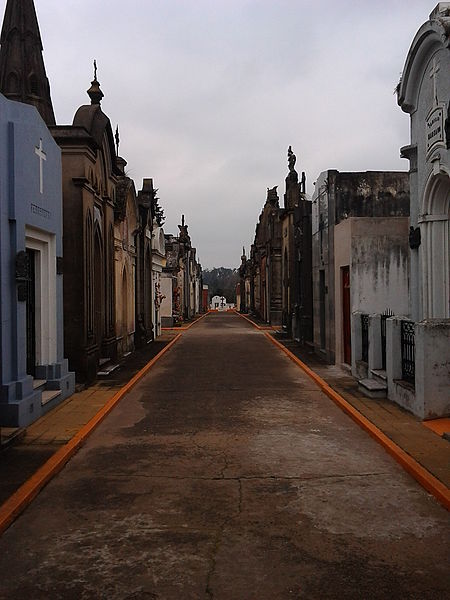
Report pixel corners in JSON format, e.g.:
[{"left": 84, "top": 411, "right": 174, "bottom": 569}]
[
  {"left": 238, "top": 4, "right": 450, "bottom": 420},
  {"left": 0, "top": 0, "right": 203, "bottom": 427}
]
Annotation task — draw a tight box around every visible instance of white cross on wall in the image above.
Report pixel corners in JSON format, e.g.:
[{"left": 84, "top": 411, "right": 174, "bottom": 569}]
[
  {"left": 34, "top": 138, "right": 46, "bottom": 194},
  {"left": 429, "top": 57, "right": 440, "bottom": 106}
]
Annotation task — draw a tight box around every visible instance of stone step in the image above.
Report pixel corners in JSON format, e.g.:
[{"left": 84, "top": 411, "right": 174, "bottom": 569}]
[
  {"left": 358, "top": 378, "right": 387, "bottom": 399},
  {"left": 97, "top": 363, "right": 120, "bottom": 376},
  {"left": 371, "top": 369, "right": 387, "bottom": 384},
  {"left": 41, "top": 390, "right": 62, "bottom": 406},
  {"left": 98, "top": 357, "right": 111, "bottom": 367},
  {"left": 33, "top": 379, "right": 47, "bottom": 390},
  {"left": 0, "top": 427, "right": 26, "bottom": 449}
]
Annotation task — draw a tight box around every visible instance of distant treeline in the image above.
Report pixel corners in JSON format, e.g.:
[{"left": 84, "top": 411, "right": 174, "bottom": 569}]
[{"left": 202, "top": 267, "right": 239, "bottom": 303}]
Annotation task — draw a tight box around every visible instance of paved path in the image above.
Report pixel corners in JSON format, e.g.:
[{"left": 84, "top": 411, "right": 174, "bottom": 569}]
[{"left": 0, "top": 313, "right": 449, "bottom": 599}]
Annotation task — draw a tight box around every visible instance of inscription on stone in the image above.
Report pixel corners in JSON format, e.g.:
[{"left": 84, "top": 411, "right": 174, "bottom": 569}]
[
  {"left": 426, "top": 105, "right": 444, "bottom": 154},
  {"left": 31, "top": 203, "right": 51, "bottom": 219}
]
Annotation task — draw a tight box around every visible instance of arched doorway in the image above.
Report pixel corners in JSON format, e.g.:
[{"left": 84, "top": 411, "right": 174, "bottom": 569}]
[
  {"left": 94, "top": 229, "right": 104, "bottom": 348},
  {"left": 122, "top": 267, "right": 128, "bottom": 351},
  {"left": 421, "top": 173, "right": 450, "bottom": 318},
  {"left": 144, "top": 246, "right": 152, "bottom": 337}
]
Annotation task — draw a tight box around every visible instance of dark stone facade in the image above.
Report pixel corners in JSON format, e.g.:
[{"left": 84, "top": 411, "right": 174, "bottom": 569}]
[
  {"left": 240, "top": 147, "right": 313, "bottom": 335},
  {"left": 0, "top": 0, "right": 55, "bottom": 126},
  {"left": 281, "top": 153, "right": 313, "bottom": 342},
  {"left": 135, "top": 179, "right": 154, "bottom": 347},
  {"left": 50, "top": 80, "right": 120, "bottom": 382}
]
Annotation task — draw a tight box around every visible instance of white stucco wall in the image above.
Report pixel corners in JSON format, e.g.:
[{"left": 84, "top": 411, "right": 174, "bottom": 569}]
[{"left": 160, "top": 275, "right": 173, "bottom": 320}]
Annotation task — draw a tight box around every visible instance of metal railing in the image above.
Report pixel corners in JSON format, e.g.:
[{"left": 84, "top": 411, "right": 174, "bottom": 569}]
[
  {"left": 401, "top": 320, "right": 415, "bottom": 385},
  {"left": 361, "top": 313, "right": 369, "bottom": 363}
]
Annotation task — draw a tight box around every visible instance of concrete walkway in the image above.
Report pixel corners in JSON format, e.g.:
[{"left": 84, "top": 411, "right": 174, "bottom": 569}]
[
  {"left": 0, "top": 334, "right": 177, "bottom": 505},
  {"left": 268, "top": 334, "right": 450, "bottom": 489},
  {"left": 0, "top": 312, "right": 449, "bottom": 599}
]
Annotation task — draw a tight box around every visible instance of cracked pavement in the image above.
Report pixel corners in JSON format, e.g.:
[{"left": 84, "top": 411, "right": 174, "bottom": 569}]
[{"left": 0, "top": 312, "right": 449, "bottom": 599}]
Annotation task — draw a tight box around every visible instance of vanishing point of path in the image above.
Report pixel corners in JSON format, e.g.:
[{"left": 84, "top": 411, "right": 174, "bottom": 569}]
[{"left": 0, "top": 313, "right": 449, "bottom": 599}]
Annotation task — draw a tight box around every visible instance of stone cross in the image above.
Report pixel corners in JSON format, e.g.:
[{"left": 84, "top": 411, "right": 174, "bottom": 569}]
[
  {"left": 429, "top": 57, "right": 440, "bottom": 106},
  {"left": 35, "top": 138, "right": 46, "bottom": 194}
]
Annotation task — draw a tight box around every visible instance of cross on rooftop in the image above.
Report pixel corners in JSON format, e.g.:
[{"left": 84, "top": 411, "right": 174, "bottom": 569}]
[
  {"left": 429, "top": 57, "right": 440, "bottom": 106},
  {"left": 34, "top": 138, "right": 46, "bottom": 194}
]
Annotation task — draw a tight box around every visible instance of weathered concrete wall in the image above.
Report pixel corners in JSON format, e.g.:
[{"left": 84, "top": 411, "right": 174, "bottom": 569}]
[
  {"left": 312, "top": 170, "right": 335, "bottom": 363},
  {"left": 312, "top": 169, "right": 408, "bottom": 365},
  {"left": 351, "top": 218, "right": 410, "bottom": 316},
  {"left": 415, "top": 320, "right": 450, "bottom": 419},
  {"left": 334, "top": 171, "right": 410, "bottom": 224},
  {"left": 334, "top": 219, "right": 351, "bottom": 365}
]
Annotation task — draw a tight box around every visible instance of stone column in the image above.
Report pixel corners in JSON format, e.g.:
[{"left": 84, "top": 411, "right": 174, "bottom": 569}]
[
  {"left": 368, "top": 314, "right": 382, "bottom": 373},
  {"left": 351, "top": 311, "right": 362, "bottom": 377}
]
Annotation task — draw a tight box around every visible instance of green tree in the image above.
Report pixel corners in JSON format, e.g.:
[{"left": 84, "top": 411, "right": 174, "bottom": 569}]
[
  {"left": 202, "top": 268, "right": 239, "bottom": 302},
  {"left": 151, "top": 188, "right": 165, "bottom": 226}
]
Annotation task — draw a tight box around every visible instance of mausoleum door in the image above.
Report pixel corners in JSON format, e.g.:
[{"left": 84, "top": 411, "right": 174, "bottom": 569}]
[
  {"left": 421, "top": 174, "right": 450, "bottom": 319},
  {"left": 94, "top": 232, "right": 105, "bottom": 349},
  {"left": 122, "top": 268, "right": 128, "bottom": 346},
  {"left": 342, "top": 266, "right": 351, "bottom": 365},
  {"left": 319, "top": 270, "right": 326, "bottom": 350},
  {"left": 145, "top": 247, "right": 151, "bottom": 335},
  {"left": 25, "top": 249, "right": 37, "bottom": 377}
]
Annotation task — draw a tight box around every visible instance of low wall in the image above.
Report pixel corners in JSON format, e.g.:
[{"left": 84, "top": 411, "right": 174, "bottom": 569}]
[
  {"left": 387, "top": 317, "right": 450, "bottom": 419},
  {"left": 415, "top": 320, "right": 450, "bottom": 419}
]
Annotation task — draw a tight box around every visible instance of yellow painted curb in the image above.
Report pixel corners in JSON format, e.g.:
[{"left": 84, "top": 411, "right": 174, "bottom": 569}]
[
  {"left": 264, "top": 332, "right": 450, "bottom": 512},
  {"left": 233, "top": 311, "right": 262, "bottom": 330},
  {"left": 0, "top": 333, "right": 183, "bottom": 536},
  {"left": 161, "top": 312, "right": 209, "bottom": 331},
  {"left": 232, "top": 311, "right": 280, "bottom": 331},
  {"left": 184, "top": 312, "right": 209, "bottom": 329}
]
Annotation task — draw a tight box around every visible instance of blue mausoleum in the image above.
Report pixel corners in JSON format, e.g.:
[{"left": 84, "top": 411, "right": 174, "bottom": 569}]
[{"left": 0, "top": 93, "right": 74, "bottom": 427}]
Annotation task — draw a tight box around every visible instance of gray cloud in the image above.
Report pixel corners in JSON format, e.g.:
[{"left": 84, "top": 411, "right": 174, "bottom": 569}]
[{"left": 19, "top": 0, "right": 433, "bottom": 267}]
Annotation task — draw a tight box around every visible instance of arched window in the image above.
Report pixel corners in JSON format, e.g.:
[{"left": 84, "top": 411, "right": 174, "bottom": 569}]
[
  {"left": 109, "top": 225, "right": 115, "bottom": 326},
  {"left": 6, "top": 72, "right": 19, "bottom": 94},
  {"left": 28, "top": 73, "right": 39, "bottom": 96},
  {"left": 86, "top": 211, "right": 94, "bottom": 337}
]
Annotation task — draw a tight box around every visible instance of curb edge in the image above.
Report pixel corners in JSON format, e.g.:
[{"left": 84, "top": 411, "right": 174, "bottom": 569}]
[{"left": 0, "top": 333, "right": 183, "bottom": 536}]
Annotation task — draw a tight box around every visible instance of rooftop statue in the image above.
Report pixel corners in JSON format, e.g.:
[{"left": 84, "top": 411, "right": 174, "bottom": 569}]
[{"left": 288, "top": 146, "right": 296, "bottom": 172}]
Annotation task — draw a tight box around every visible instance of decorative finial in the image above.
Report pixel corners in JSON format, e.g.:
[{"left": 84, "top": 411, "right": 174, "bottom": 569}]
[
  {"left": 182, "top": 214, "right": 185, "bottom": 227},
  {"left": 242, "top": 246, "right": 245, "bottom": 256},
  {"left": 115, "top": 125, "right": 120, "bottom": 155},
  {"left": 288, "top": 145, "right": 296, "bottom": 172},
  {"left": 87, "top": 60, "right": 104, "bottom": 105}
]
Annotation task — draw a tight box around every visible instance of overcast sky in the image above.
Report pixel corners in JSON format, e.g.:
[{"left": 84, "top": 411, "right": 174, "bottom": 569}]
[{"left": 14, "top": 0, "right": 435, "bottom": 268}]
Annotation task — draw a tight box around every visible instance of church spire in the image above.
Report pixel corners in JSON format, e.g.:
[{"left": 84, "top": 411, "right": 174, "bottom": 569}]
[{"left": 0, "top": 0, "right": 55, "bottom": 126}]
